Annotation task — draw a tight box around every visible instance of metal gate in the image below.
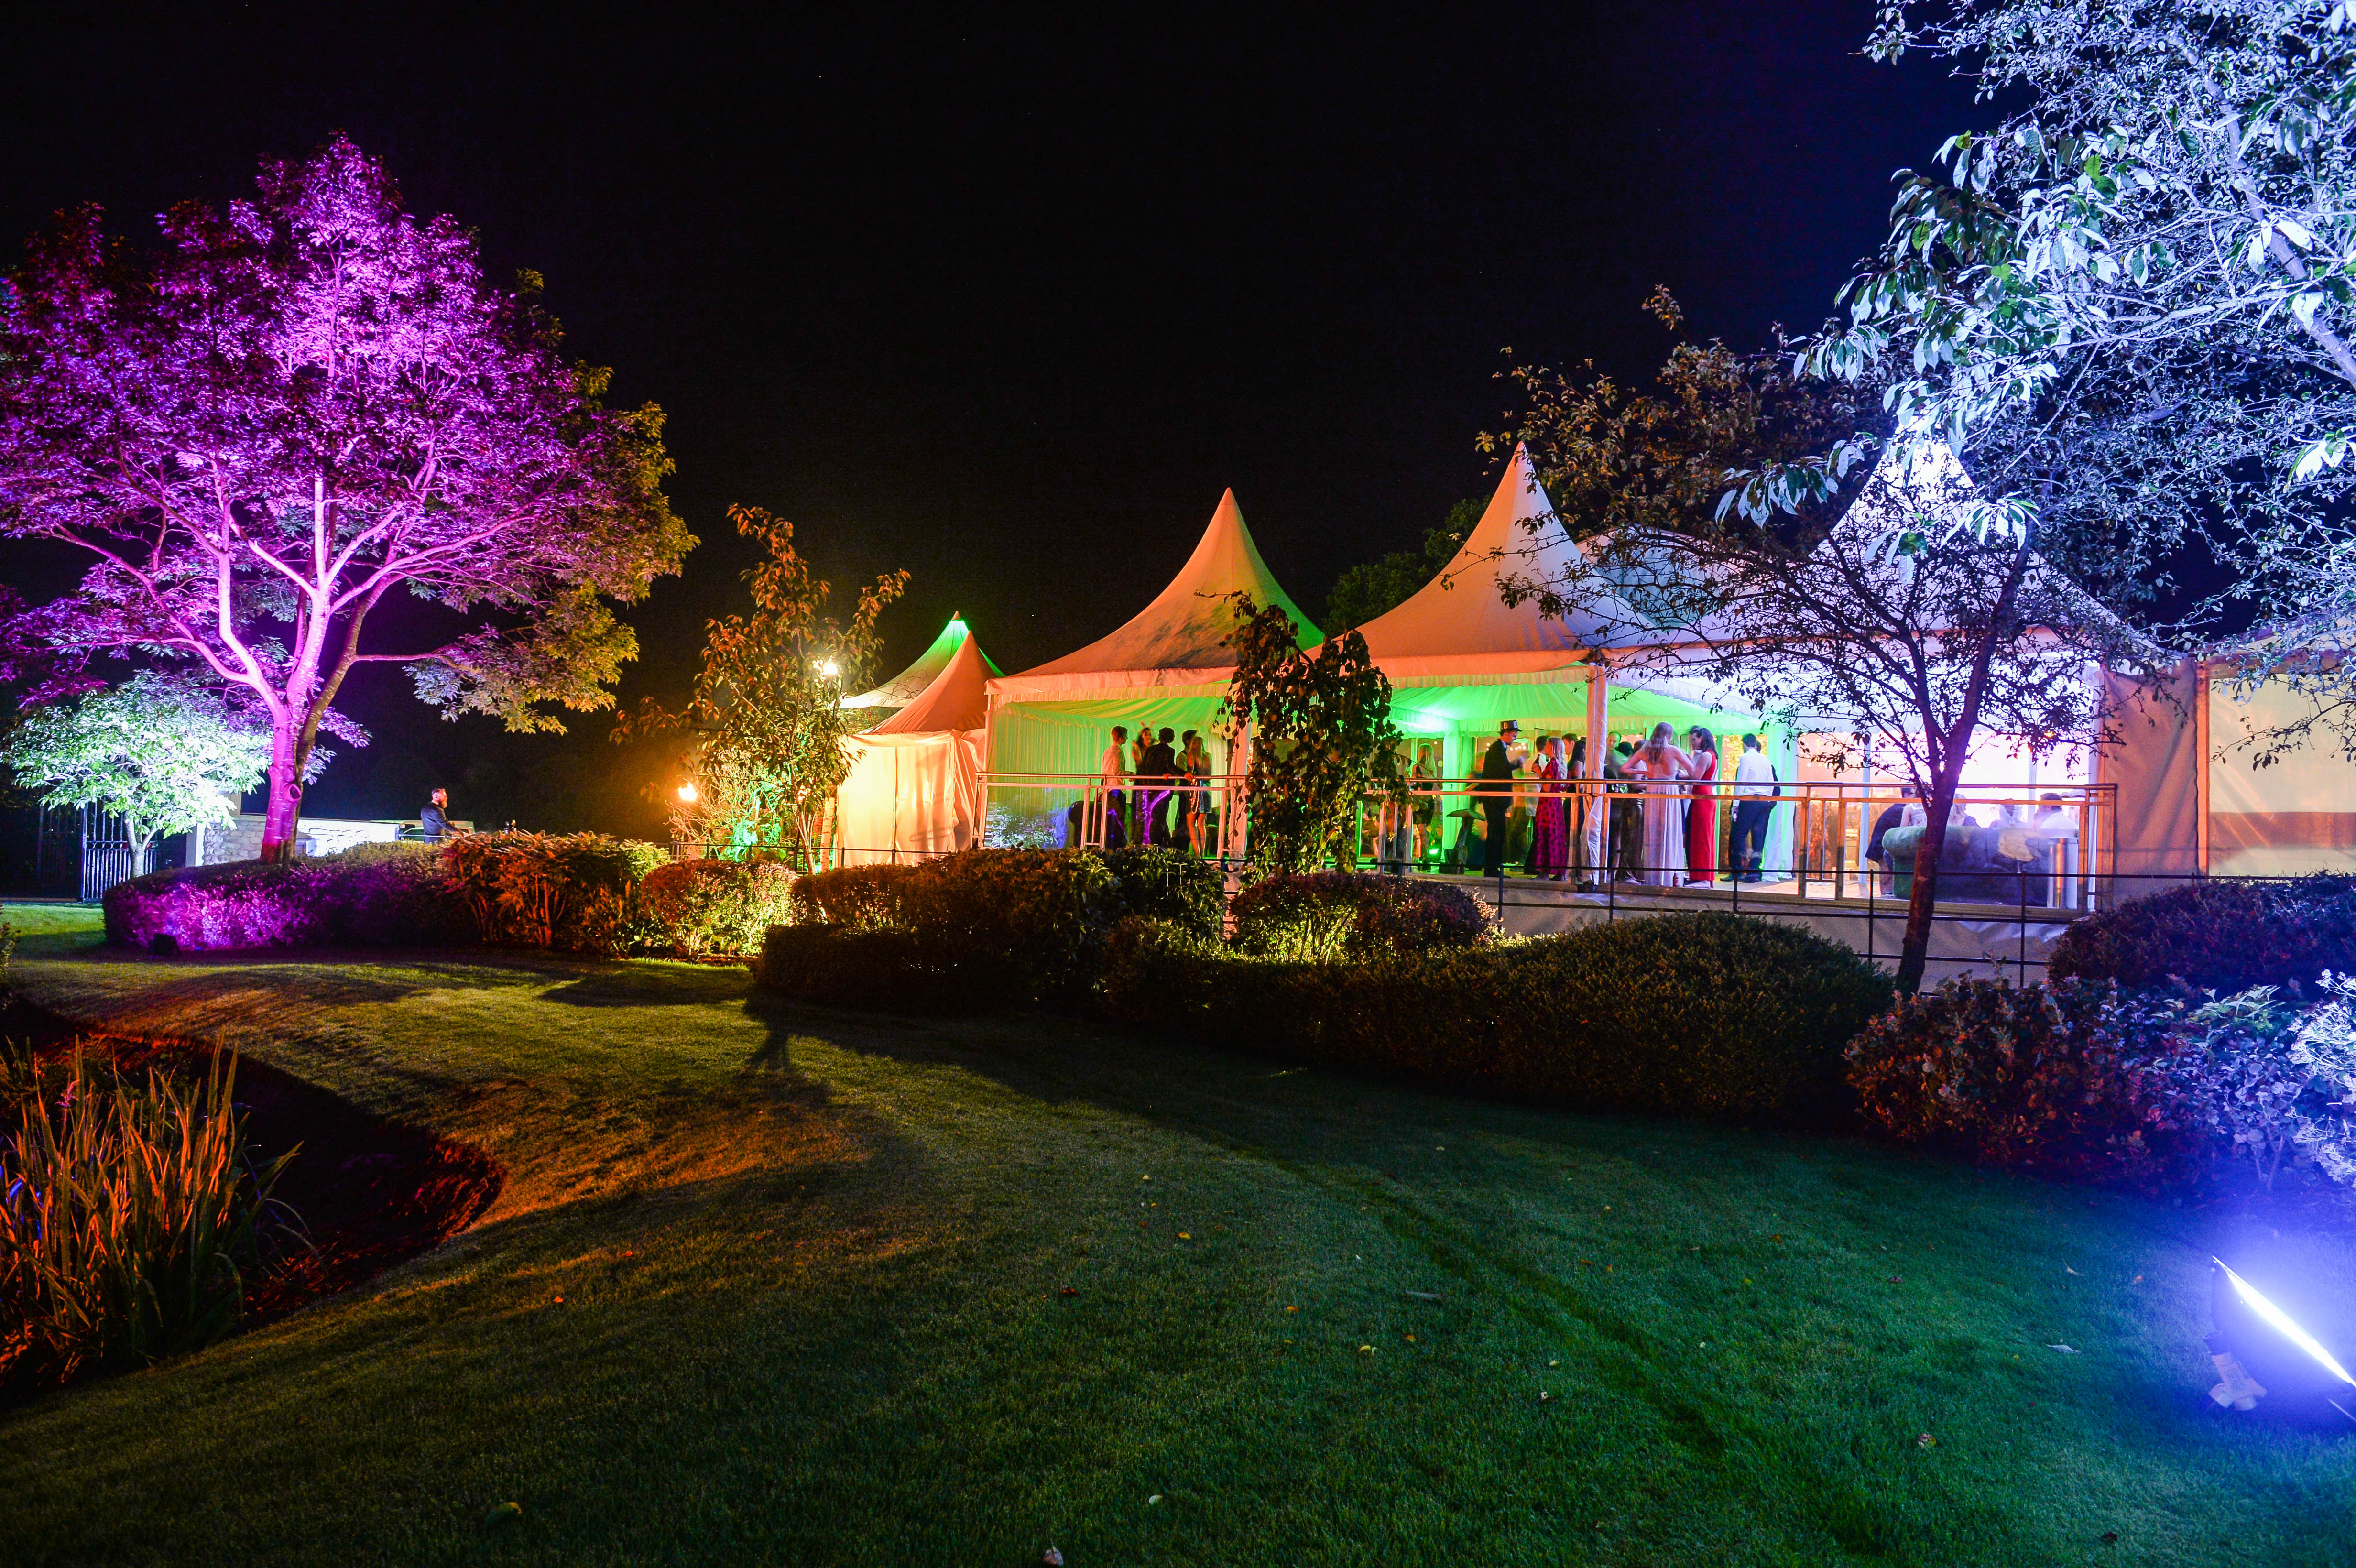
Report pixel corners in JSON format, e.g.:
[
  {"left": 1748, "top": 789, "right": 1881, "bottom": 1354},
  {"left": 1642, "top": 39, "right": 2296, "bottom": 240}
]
[{"left": 78, "top": 807, "right": 152, "bottom": 902}]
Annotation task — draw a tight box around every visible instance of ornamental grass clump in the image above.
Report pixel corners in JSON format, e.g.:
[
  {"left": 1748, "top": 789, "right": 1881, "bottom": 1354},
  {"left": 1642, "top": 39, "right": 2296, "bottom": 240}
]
[{"left": 0, "top": 1048, "right": 298, "bottom": 1390}]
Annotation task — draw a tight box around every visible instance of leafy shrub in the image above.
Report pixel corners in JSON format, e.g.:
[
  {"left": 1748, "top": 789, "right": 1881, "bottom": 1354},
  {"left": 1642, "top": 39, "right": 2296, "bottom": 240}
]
[
  {"left": 640, "top": 857, "right": 797, "bottom": 957},
  {"left": 1229, "top": 871, "right": 1493, "bottom": 961},
  {"left": 1846, "top": 977, "right": 2204, "bottom": 1186},
  {"left": 789, "top": 863, "right": 919, "bottom": 929},
  {"left": 442, "top": 832, "right": 670, "bottom": 956},
  {"left": 0, "top": 1049, "right": 297, "bottom": 1390},
  {"left": 755, "top": 924, "right": 958, "bottom": 1012},
  {"left": 768, "top": 848, "right": 1202, "bottom": 1009},
  {"left": 1100, "top": 845, "right": 1223, "bottom": 940},
  {"left": 104, "top": 840, "right": 460, "bottom": 952},
  {"left": 1103, "top": 912, "right": 1890, "bottom": 1124},
  {"left": 2048, "top": 874, "right": 2356, "bottom": 993}
]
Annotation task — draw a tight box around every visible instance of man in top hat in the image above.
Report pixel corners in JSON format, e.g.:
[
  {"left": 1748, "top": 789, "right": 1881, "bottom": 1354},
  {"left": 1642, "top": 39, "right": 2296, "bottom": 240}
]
[{"left": 1474, "top": 719, "right": 1525, "bottom": 878}]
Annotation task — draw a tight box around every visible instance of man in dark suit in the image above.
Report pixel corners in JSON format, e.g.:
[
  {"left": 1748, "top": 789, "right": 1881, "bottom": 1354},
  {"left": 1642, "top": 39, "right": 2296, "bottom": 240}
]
[
  {"left": 419, "top": 787, "right": 453, "bottom": 842},
  {"left": 1475, "top": 720, "right": 1522, "bottom": 878},
  {"left": 1139, "top": 727, "right": 1178, "bottom": 846}
]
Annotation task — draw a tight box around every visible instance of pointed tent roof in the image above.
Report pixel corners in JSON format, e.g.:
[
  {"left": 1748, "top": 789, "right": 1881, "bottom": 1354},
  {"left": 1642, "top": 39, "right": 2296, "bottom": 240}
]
[
  {"left": 866, "top": 629, "right": 993, "bottom": 735},
  {"left": 1354, "top": 445, "right": 1627, "bottom": 682},
  {"left": 992, "top": 489, "right": 1317, "bottom": 697},
  {"left": 843, "top": 613, "right": 1002, "bottom": 710}
]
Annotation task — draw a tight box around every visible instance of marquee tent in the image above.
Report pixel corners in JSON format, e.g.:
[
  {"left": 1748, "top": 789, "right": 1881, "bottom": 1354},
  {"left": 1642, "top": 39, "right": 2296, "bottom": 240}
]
[
  {"left": 842, "top": 612, "right": 1001, "bottom": 712},
  {"left": 1353, "top": 446, "right": 1796, "bottom": 872},
  {"left": 984, "top": 490, "right": 1317, "bottom": 819},
  {"left": 834, "top": 630, "right": 993, "bottom": 865}
]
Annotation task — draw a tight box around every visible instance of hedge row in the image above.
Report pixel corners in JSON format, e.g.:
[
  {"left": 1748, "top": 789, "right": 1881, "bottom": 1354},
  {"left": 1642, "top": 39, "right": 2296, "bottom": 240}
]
[
  {"left": 2048, "top": 873, "right": 2356, "bottom": 993},
  {"left": 104, "top": 836, "right": 792, "bottom": 959},
  {"left": 761, "top": 846, "right": 1219, "bottom": 1010},
  {"left": 1101, "top": 911, "right": 1893, "bottom": 1125}
]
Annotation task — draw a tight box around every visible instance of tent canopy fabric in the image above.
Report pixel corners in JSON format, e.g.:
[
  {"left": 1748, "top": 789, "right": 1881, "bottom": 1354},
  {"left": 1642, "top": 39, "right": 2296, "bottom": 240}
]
[
  {"left": 990, "top": 490, "right": 1317, "bottom": 699},
  {"left": 1353, "top": 445, "right": 1628, "bottom": 682},
  {"left": 843, "top": 613, "right": 1002, "bottom": 710},
  {"left": 868, "top": 632, "right": 993, "bottom": 735}
]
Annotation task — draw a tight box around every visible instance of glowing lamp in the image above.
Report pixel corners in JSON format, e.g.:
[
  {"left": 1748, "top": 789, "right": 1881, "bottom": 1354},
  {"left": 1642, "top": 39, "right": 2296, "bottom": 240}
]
[
  {"left": 676, "top": 782, "right": 699, "bottom": 804},
  {"left": 2209, "top": 1257, "right": 2356, "bottom": 1424},
  {"left": 816, "top": 659, "right": 839, "bottom": 679}
]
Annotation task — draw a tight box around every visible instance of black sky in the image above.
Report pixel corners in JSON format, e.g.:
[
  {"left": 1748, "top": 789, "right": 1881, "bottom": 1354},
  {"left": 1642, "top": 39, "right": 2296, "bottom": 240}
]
[{"left": 0, "top": 1, "right": 1990, "bottom": 832}]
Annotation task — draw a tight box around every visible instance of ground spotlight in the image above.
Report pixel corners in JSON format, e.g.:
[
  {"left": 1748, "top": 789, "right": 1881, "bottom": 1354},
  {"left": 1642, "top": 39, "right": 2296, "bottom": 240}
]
[{"left": 2208, "top": 1258, "right": 2356, "bottom": 1425}]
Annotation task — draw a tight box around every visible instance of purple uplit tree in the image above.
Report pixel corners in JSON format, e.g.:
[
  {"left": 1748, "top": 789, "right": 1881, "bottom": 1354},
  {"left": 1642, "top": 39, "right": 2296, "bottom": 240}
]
[{"left": 0, "top": 140, "right": 692, "bottom": 860}]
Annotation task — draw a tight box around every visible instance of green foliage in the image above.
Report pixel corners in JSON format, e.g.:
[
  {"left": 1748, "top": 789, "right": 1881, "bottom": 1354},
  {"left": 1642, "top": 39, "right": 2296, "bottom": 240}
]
[
  {"left": 1221, "top": 595, "right": 1403, "bottom": 875},
  {"left": 1229, "top": 871, "right": 1493, "bottom": 961},
  {"left": 639, "top": 858, "right": 797, "bottom": 958},
  {"left": 1, "top": 673, "right": 274, "bottom": 851},
  {"left": 0, "top": 1048, "right": 297, "bottom": 1389},
  {"left": 1321, "top": 499, "right": 1478, "bottom": 632},
  {"left": 1103, "top": 912, "right": 1890, "bottom": 1125},
  {"left": 788, "top": 864, "right": 921, "bottom": 929},
  {"left": 620, "top": 504, "right": 907, "bottom": 868},
  {"left": 1098, "top": 845, "right": 1224, "bottom": 941},
  {"left": 766, "top": 848, "right": 1209, "bottom": 1010},
  {"left": 442, "top": 832, "right": 670, "bottom": 957},
  {"left": 2049, "top": 874, "right": 2356, "bottom": 993}
]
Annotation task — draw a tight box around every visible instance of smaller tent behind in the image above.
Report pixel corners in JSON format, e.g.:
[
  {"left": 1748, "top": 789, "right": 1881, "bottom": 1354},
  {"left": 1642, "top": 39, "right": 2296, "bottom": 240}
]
[
  {"left": 834, "top": 631, "right": 994, "bottom": 865},
  {"left": 842, "top": 613, "right": 1002, "bottom": 714}
]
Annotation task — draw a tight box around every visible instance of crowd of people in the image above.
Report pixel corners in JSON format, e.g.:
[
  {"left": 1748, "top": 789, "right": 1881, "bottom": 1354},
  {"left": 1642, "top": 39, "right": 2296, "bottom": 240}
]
[
  {"left": 1439, "top": 717, "right": 1779, "bottom": 888},
  {"left": 1076, "top": 724, "right": 1217, "bottom": 852},
  {"left": 1066, "top": 715, "right": 2080, "bottom": 904}
]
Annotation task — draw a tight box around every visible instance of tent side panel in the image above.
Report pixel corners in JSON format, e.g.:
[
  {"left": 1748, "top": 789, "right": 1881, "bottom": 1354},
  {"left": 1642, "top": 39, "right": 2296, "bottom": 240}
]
[
  {"left": 2098, "top": 665, "right": 2201, "bottom": 884},
  {"left": 2206, "top": 675, "right": 2356, "bottom": 877}
]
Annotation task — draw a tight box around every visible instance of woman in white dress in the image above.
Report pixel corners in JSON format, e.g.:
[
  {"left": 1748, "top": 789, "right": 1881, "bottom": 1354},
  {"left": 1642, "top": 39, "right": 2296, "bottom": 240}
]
[{"left": 1629, "top": 721, "right": 1694, "bottom": 886}]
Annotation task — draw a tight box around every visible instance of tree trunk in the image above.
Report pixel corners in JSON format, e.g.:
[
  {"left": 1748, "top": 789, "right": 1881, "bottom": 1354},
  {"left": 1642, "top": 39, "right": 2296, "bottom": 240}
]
[
  {"left": 257, "top": 717, "right": 305, "bottom": 862},
  {"left": 1894, "top": 751, "right": 1967, "bottom": 995},
  {"left": 1891, "top": 533, "right": 2037, "bottom": 993}
]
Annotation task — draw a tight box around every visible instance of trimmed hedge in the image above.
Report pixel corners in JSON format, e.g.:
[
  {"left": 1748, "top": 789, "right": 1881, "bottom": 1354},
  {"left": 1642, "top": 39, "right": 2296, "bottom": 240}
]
[
  {"left": 1229, "top": 871, "right": 1492, "bottom": 960},
  {"left": 763, "top": 847, "right": 1224, "bottom": 1012},
  {"left": 2048, "top": 874, "right": 2356, "bottom": 993},
  {"left": 1845, "top": 977, "right": 2207, "bottom": 1188},
  {"left": 1101, "top": 912, "right": 1892, "bottom": 1124},
  {"left": 639, "top": 858, "right": 796, "bottom": 957},
  {"left": 442, "top": 832, "right": 671, "bottom": 956},
  {"left": 104, "top": 841, "right": 459, "bottom": 952},
  {"left": 104, "top": 831, "right": 673, "bottom": 957}
]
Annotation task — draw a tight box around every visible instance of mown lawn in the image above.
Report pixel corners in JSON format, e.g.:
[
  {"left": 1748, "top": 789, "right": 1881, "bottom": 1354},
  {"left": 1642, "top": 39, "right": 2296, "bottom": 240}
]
[{"left": 2, "top": 906, "right": 2352, "bottom": 1567}]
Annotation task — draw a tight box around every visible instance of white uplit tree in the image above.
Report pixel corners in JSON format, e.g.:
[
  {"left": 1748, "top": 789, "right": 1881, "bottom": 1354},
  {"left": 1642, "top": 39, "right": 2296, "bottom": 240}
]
[
  {"left": 1771, "top": 1, "right": 2356, "bottom": 757},
  {"left": 0, "top": 673, "right": 306, "bottom": 859}
]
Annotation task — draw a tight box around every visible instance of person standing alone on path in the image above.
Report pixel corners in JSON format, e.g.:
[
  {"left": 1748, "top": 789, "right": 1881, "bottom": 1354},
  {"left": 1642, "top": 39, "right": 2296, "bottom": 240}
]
[
  {"left": 1476, "top": 720, "right": 1524, "bottom": 878},
  {"left": 1730, "top": 733, "right": 1777, "bottom": 882}
]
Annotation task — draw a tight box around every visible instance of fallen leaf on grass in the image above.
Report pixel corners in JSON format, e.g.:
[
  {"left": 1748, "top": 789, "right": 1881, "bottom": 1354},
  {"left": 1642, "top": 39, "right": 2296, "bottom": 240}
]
[
  {"left": 1058, "top": 1287, "right": 1079, "bottom": 1298},
  {"left": 2048, "top": 1344, "right": 2077, "bottom": 1354},
  {"left": 1147, "top": 1494, "right": 1162, "bottom": 1505},
  {"left": 1044, "top": 1548, "right": 1065, "bottom": 1566},
  {"left": 2066, "top": 1266, "right": 2081, "bottom": 1276},
  {"left": 1405, "top": 1289, "right": 1443, "bottom": 1302},
  {"left": 1917, "top": 1433, "right": 1936, "bottom": 1448},
  {"left": 484, "top": 1501, "right": 524, "bottom": 1526},
  {"left": 1358, "top": 1344, "right": 1376, "bottom": 1354},
  {"left": 2100, "top": 1531, "right": 2118, "bottom": 1546},
  {"left": 1177, "top": 1232, "right": 1191, "bottom": 1240}
]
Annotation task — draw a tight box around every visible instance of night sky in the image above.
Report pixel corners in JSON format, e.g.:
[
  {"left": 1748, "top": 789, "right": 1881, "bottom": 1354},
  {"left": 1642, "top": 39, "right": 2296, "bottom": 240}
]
[{"left": 0, "top": 2, "right": 1986, "bottom": 839}]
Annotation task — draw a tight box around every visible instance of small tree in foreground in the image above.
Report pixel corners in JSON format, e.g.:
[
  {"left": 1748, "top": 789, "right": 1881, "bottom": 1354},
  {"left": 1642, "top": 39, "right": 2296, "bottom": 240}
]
[
  {"left": 1220, "top": 595, "right": 1403, "bottom": 875},
  {"left": 0, "top": 139, "right": 691, "bottom": 860},
  {"left": 620, "top": 505, "right": 906, "bottom": 869},
  {"left": 0, "top": 672, "right": 294, "bottom": 857}
]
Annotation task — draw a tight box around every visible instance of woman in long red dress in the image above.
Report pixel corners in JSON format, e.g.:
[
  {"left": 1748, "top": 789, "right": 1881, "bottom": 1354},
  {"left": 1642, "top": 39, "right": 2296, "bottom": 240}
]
[
  {"left": 1684, "top": 727, "right": 1721, "bottom": 885},
  {"left": 1530, "top": 735, "right": 1571, "bottom": 879}
]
